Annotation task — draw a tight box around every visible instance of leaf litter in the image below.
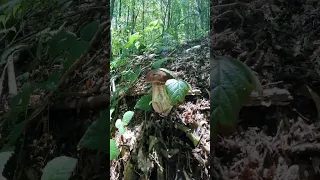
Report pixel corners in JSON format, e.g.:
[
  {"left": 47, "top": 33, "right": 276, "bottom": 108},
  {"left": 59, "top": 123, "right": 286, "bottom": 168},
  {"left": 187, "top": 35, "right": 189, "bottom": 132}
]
[
  {"left": 212, "top": 0, "right": 320, "bottom": 179},
  {"left": 0, "top": 1, "right": 109, "bottom": 179}
]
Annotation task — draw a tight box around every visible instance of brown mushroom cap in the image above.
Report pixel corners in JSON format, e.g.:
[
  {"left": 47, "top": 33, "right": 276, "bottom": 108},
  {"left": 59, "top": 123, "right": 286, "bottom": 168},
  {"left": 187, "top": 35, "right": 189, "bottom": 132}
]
[{"left": 146, "top": 69, "right": 170, "bottom": 84}]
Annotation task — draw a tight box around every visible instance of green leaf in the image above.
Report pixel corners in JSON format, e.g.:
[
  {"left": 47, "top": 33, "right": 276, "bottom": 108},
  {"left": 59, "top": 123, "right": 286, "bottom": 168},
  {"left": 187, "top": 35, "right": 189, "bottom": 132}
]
[
  {"left": 210, "top": 56, "right": 261, "bottom": 133},
  {"left": 152, "top": 58, "right": 168, "bottom": 69},
  {"left": 77, "top": 110, "right": 108, "bottom": 154},
  {"left": 115, "top": 119, "right": 123, "bottom": 129},
  {"left": 57, "top": 32, "right": 77, "bottom": 51},
  {"left": 80, "top": 21, "right": 99, "bottom": 41},
  {"left": 12, "top": 3, "right": 21, "bottom": 17},
  {"left": 41, "top": 156, "right": 77, "bottom": 180},
  {"left": 118, "top": 125, "right": 126, "bottom": 135},
  {"left": 110, "top": 139, "right": 120, "bottom": 160},
  {"left": 41, "top": 70, "right": 63, "bottom": 91},
  {"left": 64, "top": 40, "right": 89, "bottom": 69},
  {"left": 115, "top": 117, "right": 127, "bottom": 135},
  {"left": 0, "top": 26, "right": 16, "bottom": 34},
  {"left": 135, "top": 95, "right": 152, "bottom": 111},
  {"left": 122, "top": 111, "right": 134, "bottom": 125},
  {"left": 111, "top": 67, "right": 141, "bottom": 107},
  {"left": 4, "top": 121, "right": 26, "bottom": 148},
  {"left": 165, "top": 79, "right": 190, "bottom": 105},
  {"left": 124, "top": 33, "right": 142, "bottom": 49},
  {"left": 0, "top": 15, "right": 7, "bottom": 27},
  {"left": 0, "top": 151, "right": 13, "bottom": 178},
  {"left": 48, "top": 30, "right": 77, "bottom": 57}
]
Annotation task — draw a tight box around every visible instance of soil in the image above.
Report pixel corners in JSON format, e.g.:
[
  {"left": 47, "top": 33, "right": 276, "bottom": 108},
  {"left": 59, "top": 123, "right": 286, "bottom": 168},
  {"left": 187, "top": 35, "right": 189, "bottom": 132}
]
[{"left": 211, "top": 0, "right": 320, "bottom": 179}]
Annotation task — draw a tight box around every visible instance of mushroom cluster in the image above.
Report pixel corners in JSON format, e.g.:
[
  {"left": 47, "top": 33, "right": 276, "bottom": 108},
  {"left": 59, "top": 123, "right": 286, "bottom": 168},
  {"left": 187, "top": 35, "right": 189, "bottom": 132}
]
[{"left": 146, "top": 69, "right": 173, "bottom": 116}]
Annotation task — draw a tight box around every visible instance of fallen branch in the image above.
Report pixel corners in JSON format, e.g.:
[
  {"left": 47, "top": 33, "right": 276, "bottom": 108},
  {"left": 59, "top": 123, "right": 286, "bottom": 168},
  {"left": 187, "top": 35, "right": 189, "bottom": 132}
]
[{"left": 245, "top": 88, "right": 293, "bottom": 106}]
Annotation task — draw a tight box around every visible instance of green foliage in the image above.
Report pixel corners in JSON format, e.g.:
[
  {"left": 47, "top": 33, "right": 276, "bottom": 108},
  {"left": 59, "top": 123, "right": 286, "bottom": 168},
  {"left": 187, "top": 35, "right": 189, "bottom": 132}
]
[
  {"left": 0, "top": 151, "right": 13, "bottom": 179},
  {"left": 135, "top": 95, "right": 153, "bottom": 111},
  {"left": 110, "top": 111, "right": 134, "bottom": 160},
  {"left": 0, "top": 13, "right": 104, "bottom": 178},
  {"left": 41, "top": 156, "right": 77, "bottom": 180},
  {"left": 2, "top": 121, "right": 25, "bottom": 150},
  {"left": 111, "top": 67, "right": 141, "bottom": 107},
  {"left": 80, "top": 21, "right": 100, "bottom": 41},
  {"left": 109, "top": 0, "right": 210, "bottom": 167},
  {"left": 115, "top": 111, "right": 134, "bottom": 135},
  {"left": 124, "top": 32, "right": 143, "bottom": 49},
  {"left": 122, "top": 111, "right": 134, "bottom": 125},
  {"left": 115, "top": 119, "right": 126, "bottom": 135},
  {"left": 210, "top": 56, "right": 261, "bottom": 134},
  {"left": 152, "top": 58, "right": 170, "bottom": 69},
  {"left": 6, "top": 82, "right": 33, "bottom": 125},
  {"left": 77, "top": 110, "right": 109, "bottom": 154},
  {"left": 110, "top": 139, "right": 120, "bottom": 160},
  {"left": 165, "top": 79, "right": 190, "bottom": 105}
]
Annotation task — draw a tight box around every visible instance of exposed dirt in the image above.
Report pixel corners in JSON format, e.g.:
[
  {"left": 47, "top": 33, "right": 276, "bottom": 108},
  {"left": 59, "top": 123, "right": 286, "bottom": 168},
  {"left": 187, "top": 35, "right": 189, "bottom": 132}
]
[
  {"left": 211, "top": 0, "right": 320, "bottom": 179},
  {"left": 110, "top": 38, "right": 211, "bottom": 180}
]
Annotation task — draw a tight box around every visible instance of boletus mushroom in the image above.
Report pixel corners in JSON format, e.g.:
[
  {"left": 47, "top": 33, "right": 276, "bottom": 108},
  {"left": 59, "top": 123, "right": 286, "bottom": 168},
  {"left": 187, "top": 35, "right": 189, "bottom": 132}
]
[{"left": 146, "top": 69, "right": 173, "bottom": 116}]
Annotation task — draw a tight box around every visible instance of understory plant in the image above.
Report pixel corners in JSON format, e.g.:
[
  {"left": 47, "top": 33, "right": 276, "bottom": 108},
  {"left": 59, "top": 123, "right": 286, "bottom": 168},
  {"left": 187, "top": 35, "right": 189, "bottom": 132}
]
[
  {"left": 210, "top": 56, "right": 262, "bottom": 138},
  {"left": 110, "top": 58, "right": 191, "bottom": 160}
]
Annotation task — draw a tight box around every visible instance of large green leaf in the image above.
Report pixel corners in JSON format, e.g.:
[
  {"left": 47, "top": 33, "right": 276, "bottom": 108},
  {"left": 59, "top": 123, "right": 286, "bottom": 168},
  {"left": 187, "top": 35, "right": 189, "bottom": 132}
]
[
  {"left": 165, "top": 79, "right": 190, "bottom": 105},
  {"left": 80, "top": 21, "right": 99, "bottom": 41},
  {"left": 135, "top": 95, "right": 152, "bottom": 111},
  {"left": 77, "top": 110, "right": 108, "bottom": 154},
  {"left": 41, "top": 156, "right": 77, "bottom": 180},
  {"left": 48, "top": 30, "right": 77, "bottom": 57},
  {"left": 64, "top": 40, "right": 89, "bottom": 69},
  {"left": 210, "top": 56, "right": 261, "bottom": 133},
  {"left": 110, "top": 139, "right": 120, "bottom": 160}
]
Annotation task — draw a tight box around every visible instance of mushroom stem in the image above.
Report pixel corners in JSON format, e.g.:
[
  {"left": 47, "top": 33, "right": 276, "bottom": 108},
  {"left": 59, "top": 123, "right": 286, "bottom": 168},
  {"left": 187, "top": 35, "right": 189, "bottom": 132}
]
[{"left": 151, "top": 83, "right": 173, "bottom": 116}]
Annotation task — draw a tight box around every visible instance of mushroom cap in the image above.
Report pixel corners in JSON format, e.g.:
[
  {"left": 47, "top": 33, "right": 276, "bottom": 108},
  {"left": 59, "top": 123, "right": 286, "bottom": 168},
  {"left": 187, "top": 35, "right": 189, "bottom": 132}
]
[{"left": 146, "top": 69, "right": 170, "bottom": 84}]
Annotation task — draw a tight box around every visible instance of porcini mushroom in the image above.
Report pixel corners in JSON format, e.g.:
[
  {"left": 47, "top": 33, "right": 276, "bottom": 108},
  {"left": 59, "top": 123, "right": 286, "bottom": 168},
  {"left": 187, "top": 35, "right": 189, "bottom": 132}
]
[{"left": 146, "top": 69, "right": 173, "bottom": 116}]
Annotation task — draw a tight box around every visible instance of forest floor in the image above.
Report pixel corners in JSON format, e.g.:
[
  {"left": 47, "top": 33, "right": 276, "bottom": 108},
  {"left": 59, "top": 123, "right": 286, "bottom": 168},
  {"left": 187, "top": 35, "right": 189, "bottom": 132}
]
[
  {"left": 212, "top": 0, "right": 320, "bottom": 179},
  {"left": 110, "top": 37, "right": 210, "bottom": 180},
  {"left": 0, "top": 1, "right": 109, "bottom": 180}
]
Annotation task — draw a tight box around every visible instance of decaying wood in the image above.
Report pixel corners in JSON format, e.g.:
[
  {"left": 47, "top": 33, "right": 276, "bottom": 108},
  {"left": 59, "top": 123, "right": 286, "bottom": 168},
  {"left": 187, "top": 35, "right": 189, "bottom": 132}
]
[{"left": 245, "top": 87, "right": 293, "bottom": 106}]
